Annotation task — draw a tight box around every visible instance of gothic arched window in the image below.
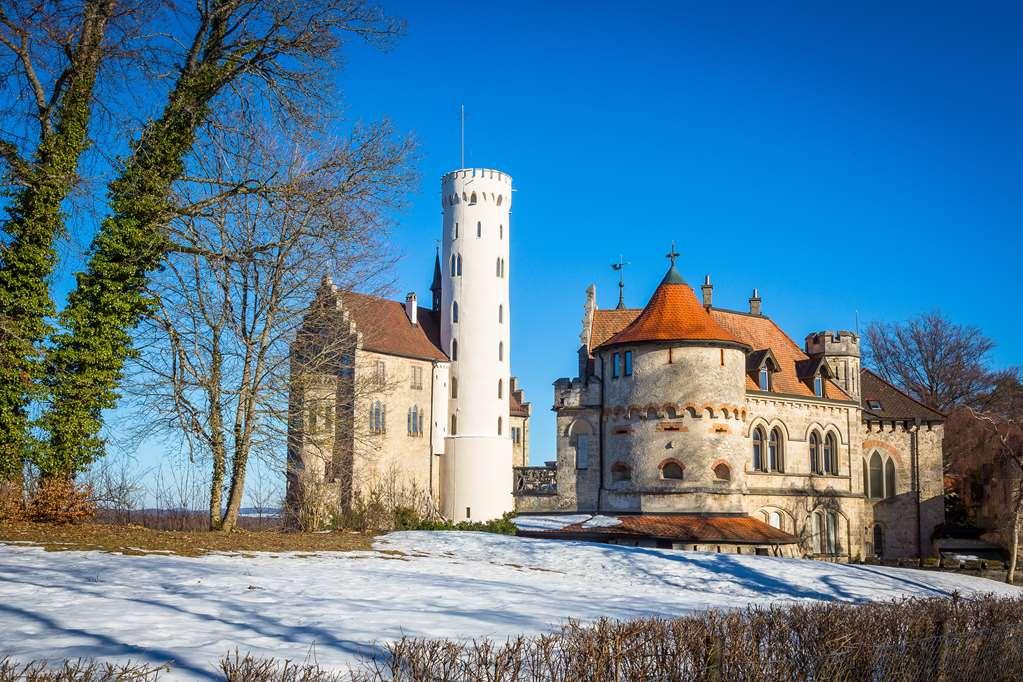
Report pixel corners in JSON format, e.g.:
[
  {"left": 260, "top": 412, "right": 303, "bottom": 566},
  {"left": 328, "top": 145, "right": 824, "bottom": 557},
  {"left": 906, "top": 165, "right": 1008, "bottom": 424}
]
[
  {"left": 498, "top": 341, "right": 503, "bottom": 362},
  {"left": 885, "top": 457, "right": 896, "bottom": 498},
  {"left": 873, "top": 524, "right": 884, "bottom": 557},
  {"left": 450, "top": 377, "right": 458, "bottom": 399},
  {"left": 451, "top": 338, "right": 458, "bottom": 361},
  {"left": 759, "top": 367, "right": 770, "bottom": 391},
  {"left": 497, "top": 416, "right": 502, "bottom": 435},
  {"left": 714, "top": 462, "right": 731, "bottom": 481},
  {"left": 869, "top": 451, "right": 883, "bottom": 499},
  {"left": 752, "top": 427, "right": 765, "bottom": 472},
  {"left": 452, "top": 301, "right": 459, "bottom": 323},
  {"left": 823, "top": 433, "right": 838, "bottom": 475},
  {"left": 498, "top": 304, "right": 503, "bottom": 323},
  {"left": 809, "top": 431, "right": 822, "bottom": 474},
  {"left": 450, "top": 414, "right": 457, "bottom": 435},
  {"left": 449, "top": 254, "right": 455, "bottom": 276},
  {"left": 477, "top": 221, "right": 482, "bottom": 237},
  {"left": 769, "top": 428, "right": 784, "bottom": 472},
  {"left": 456, "top": 254, "right": 462, "bottom": 276},
  {"left": 497, "top": 378, "right": 502, "bottom": 399}
]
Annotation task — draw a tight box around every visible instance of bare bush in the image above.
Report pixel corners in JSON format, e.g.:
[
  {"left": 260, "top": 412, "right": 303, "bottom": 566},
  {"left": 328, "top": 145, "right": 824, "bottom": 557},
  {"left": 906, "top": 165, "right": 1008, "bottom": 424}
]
[
  {"left": 221, "top": 652, "right": 353, "bottom": 682},
  {"left": 27, "top": 477, "right": 95, "bottom": 524},
  {"left": 0, "top": 656, "right": 167, "bottom": 681}
]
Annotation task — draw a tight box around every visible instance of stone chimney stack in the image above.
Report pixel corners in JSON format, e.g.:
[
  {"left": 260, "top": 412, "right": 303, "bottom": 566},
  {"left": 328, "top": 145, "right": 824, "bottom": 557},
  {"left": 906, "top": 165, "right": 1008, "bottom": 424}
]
[
  {"left": 701, "top": 274, "right": 713, "bottom": 308},
  {"left": 405, "top": 291, "right": 418, "bottom": 325},
  {"left": 749, "top": 288, "right": 762, "bottom": 316}
]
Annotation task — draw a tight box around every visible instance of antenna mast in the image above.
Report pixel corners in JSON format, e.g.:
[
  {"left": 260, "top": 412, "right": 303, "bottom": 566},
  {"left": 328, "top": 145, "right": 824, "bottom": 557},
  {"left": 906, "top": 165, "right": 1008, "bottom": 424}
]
[
  {"left": 612, "top": 255, "right": 630, "bottom": 310},
  {"left": 460, "top": 104, "right": 465, "bottom": 169}
]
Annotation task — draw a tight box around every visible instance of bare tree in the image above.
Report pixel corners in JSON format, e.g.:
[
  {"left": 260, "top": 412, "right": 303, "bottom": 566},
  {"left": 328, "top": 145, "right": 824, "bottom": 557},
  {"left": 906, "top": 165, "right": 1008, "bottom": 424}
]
[
  {"left": 128, "top": 118, "right": 414, "bottom": 531},
  {"left": 864, "top": 311, "right": 1012, "bottom": 412}
]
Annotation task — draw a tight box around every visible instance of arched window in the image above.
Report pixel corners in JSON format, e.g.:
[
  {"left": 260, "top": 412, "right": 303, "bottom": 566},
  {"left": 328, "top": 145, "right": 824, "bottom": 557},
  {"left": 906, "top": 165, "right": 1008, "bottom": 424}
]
[
  {"left": 496, "top": 257, "right": 501, "bottom": 277},
  {"left": 661, "top": 461, "right": 684, "bottom": 480},
  {"left": 451, "top": 339, "right": 458, "bottom": 361},
  {"left": 869, "top": 452, "right": 883, "bottom": 499},
  {"left": 496, "top": 195, "right": 503, "bottom": 206},
  {"left": 498, "top": 341, "right": 503, "bottom": 362},
  {"left": 450, "top": 414, "right": 457, "bottom": 435},
  {"left": 477, "top": 221, "right": 481, "bottom": 237},
  {"left": 611, "top": 462, "right": 631, "bottom": 482},
  {"left": 714, "top": 462, "right": 731, "bottom": 481},
  {"left": 809, "top": 432, "right": 822, "bottom": 474},
  {"left": 814, "top": 375, "right": 824, "bottom": 397},
  {"left": 469, "top": 192, "right": 477, "bottom": 205},
  {"left": 454, "top": 222, "right": 459, "bottom": 239},
  {"left": 816, "top": 510, "right": 838, "bottom": 555},
  {"left": 452, "top": 301, "right": 459, "bottom": 323},
  {"left": 770, "top": 511, "right": 783, "bottom": 530},
  {"left": 450, "top": 376, "right": 458, "bottom": 399},
  {"left": 449, "top": 254, "right": 455, "bottom": 276},
  {"left": 769, "top": 428, "right": 784, "bottom": 472},
  {"left": 885, "top": 458, "right": 896, "bottom": 498},
  {"left": 456, "top": 254, "right": 462, "bottom": 276},
  {"left": 497, "top": 416, "right": 502, "bottom": 435},
  {"left": 497, "top": 378, "right": 502, "bottom": 398},
  {"left": 499, "top": 224, "right": 503, "bottom": 239},
  {"left": 823, "top": 433, "right": 838, "bottom": 475},
  {"left": 759, "top": 367, "right": 770, "bottom": 391},
  {"left": 752, "top": 427, "right": 765, "bottom": 471},
  {"left": 873, "top": 524, "right": 884, "bottom": 557},
  {"left": 498, "top": 304, "right": 503, "bottom": 323},
  {"left": 569, "top": 419, "right": 593, "bottom": 469}
]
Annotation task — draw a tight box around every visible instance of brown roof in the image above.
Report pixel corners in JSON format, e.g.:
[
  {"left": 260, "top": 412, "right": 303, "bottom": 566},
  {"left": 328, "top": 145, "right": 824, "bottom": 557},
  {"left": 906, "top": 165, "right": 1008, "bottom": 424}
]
[
  {"left": 521, "top": 514, "right": 796, "bottom": 545},
  {"left": 588, "top": 306, "right": 852, "bottom": 401},
  {"left": 340, "top": 291, "right": 448, "bottom": 362},
  {"left": 860, "top": 368, "right": 945, "bottom": 422},
  {"left": 595, "top": 267, "right": 744, "bottom": 350},
  {"left": 510, "top": 388, "right": 530, "bottom": 417}
]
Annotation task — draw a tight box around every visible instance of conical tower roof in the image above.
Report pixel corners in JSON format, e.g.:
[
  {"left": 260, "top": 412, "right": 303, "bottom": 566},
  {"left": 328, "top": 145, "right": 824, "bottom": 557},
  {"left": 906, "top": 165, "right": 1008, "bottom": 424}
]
[{"left": 595, "top": 264, "right": 746, "bottom": 350}]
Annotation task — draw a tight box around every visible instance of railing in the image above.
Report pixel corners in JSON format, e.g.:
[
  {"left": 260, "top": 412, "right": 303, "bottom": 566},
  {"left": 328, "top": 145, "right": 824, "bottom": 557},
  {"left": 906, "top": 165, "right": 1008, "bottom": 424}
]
[{"left": 513, "top": 466, "right": 557, "bottom": 496}]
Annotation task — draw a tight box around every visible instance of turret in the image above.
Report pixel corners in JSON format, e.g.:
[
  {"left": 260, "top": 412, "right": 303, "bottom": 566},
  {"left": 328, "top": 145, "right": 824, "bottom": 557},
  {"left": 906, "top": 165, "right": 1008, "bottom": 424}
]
[
  {"left": 805, "top": 330, "right": 861, "bottom": 399},
  {"left": 439, "top": 168, "right": 514, "bottom": 522}
]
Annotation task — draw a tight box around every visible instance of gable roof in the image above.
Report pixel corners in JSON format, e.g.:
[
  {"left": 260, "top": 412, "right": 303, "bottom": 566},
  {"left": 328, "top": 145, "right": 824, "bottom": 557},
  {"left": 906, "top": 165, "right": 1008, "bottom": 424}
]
[
  {"left": 587, "top": 305, "right": 852, "bottom": 401},
  {"left": 594, "top": 266, "right": 745, "bottom": 351},
  {"left": 860, "top": 368, "right": 945, "bottom": 422},
  {"left": 339, "top": 291, "right": 448, "bottom": 362}
]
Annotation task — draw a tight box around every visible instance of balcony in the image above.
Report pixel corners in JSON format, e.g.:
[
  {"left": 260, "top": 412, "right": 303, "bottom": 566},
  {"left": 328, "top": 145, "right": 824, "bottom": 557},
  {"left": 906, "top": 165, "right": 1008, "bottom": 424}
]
[{"left": 513, "top": 466, "right": 557, "bottom": 496}]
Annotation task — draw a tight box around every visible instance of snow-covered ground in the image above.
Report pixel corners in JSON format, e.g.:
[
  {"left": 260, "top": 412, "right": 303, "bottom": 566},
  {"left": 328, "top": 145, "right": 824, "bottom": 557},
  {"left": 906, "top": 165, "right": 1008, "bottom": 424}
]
[{"left": 1, "top": 531, "right": 1019, "bottom": 680}]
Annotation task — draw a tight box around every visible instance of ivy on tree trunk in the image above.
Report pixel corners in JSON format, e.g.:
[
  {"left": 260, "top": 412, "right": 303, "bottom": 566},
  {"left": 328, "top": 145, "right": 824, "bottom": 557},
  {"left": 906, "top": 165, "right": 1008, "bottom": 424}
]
[{"left": 0, "top": 0, "right": 114, "bottom": 483}]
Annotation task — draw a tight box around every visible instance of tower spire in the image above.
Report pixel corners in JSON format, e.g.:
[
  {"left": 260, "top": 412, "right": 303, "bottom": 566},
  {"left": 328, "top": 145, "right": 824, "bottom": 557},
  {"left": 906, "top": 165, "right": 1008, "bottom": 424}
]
[
  {"left": 430, "top": 243, "right": 442, "bottom": 312},
  {"left": 612, "top": 255, "right": 629, "bottom": 310}
]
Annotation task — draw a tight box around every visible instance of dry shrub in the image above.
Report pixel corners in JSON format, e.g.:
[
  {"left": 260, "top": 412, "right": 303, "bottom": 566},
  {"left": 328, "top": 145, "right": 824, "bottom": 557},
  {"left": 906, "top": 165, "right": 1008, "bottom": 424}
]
[
  {"left": 0, "top": 480, "right": 25, "bottom": 522},
  {"left": 0, "top": 657, "right": 167, "bottom": 681},
  {"left": 27, "top": 477, "right": 96, "bottom": 524},
  {"left": 221, "top": 652, "right": 351, "bottom": 681},
  {"left": 368, "top": 595, "right": 1023, "bottom": 681}
]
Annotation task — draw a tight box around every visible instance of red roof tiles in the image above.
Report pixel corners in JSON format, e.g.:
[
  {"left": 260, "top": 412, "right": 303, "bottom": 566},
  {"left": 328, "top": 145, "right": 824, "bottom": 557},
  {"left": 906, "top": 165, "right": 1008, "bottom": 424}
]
[
  {"left": 339, "top": 291, "right": 448, "bottom": 362},
  {"left": 595, "top": 268, "right": 744, "bottom": 350}
]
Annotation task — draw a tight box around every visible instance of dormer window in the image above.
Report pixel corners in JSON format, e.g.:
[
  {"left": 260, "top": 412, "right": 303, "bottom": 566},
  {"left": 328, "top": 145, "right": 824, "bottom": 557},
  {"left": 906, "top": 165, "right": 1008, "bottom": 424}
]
[
  {"left": 813, "top": 375, "right": 824, "bottom": 397},
  {"left": 867, "top": 399, "right": 882, "bottom": 410},
  {"left": 758, "top": 367, "right": 770, "bottom": 391}
]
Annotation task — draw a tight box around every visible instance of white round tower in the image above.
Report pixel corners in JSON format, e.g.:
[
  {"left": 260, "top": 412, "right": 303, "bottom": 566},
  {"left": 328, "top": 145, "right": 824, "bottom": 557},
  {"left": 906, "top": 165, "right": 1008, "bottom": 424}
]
[{"left": 439, "top": 168, "right": 513, "bottom": 522}]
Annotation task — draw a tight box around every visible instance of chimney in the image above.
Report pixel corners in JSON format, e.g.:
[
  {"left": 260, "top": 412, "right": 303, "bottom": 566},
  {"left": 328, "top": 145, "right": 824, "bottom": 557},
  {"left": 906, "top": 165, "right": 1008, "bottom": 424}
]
[
  {"left": 749, "top": 288, "right": 762, "bottom": 316},
  {"left": 701, "top": 274, "right": 713, "bottom": 308},
  {"left": 509, "top": 376, "right": 518, "bottom": 392},
  {"left": 405, "top": 292, "right": 418, "bottom": 325}
]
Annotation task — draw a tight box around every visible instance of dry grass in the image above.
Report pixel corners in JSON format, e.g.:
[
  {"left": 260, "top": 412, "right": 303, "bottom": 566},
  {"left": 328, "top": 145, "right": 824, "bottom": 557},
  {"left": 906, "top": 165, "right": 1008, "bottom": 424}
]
[{"left": 0, "top": 521, "right": 374, "bottom": 557}]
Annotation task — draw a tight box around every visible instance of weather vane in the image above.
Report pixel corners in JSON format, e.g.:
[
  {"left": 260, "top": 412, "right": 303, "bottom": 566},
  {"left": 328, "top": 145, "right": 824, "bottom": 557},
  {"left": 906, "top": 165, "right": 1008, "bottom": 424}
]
[
  {"left": 666, "top": 241, "right": 680, "bottom": 267},
  {"left": 612, "top": 255, "right": 629, "bottom": 310}
]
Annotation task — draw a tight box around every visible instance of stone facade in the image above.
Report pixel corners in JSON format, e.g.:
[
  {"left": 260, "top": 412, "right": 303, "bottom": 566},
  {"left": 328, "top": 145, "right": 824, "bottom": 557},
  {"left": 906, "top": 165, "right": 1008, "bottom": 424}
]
[{"left": 521, "top": 269, "right": 945, "bottom": 561}]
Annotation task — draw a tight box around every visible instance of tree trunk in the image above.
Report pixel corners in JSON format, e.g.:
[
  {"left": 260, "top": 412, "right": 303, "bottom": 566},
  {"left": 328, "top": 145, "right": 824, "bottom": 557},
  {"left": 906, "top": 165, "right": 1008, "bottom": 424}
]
[
  {"left": 220, "top": 446, "right": 249, "bottom": 532},
  {"left": 1008, "top": 502, "right": 1020, "bottom": 584},
  {"left": 207, "top": 329, "right": 225, "bottom": 530}
]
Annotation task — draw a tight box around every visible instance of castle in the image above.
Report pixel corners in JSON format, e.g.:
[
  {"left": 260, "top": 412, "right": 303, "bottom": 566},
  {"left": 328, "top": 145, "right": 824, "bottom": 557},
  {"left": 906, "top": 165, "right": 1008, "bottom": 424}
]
[
  {"left": 514, "top": 254, "right": 946, "bottom": 560},
  {"left": 287, "top": 168, "right": 530, "bottom": 525},
  {"left": 288, "top": 165, "right": 945, "bottom": 561}
]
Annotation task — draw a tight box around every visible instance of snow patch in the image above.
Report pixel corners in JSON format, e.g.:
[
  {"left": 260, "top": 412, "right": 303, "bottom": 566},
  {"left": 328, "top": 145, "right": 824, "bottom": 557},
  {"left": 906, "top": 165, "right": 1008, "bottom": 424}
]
[
  {"left": 511, "top": 514, "right": 590, "bottom": 531},
  {"left": 1, "top": 532, "right": 1019, "bottom": 680},
  {"left": 581, "top": 515, "right": 622, "bottom": 528}
]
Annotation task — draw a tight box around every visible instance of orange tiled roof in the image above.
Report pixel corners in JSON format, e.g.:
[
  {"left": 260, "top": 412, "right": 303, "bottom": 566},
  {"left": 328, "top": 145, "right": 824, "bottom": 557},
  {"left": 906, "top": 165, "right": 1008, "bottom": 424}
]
[
  {"left": 339, "top": 291, "right": 448, "bottom": 362},
  {"left": 521, "top": 513, "right": 796, "bottom": 544},
  {"left": 594, "top": 267, "right": 744, "bottom": 350},
  {"left": 588, "top": 305, "right": 852, "bottom": 401},
  {"left": 510, "top": 388, "right": 530, "bottom": 417}
]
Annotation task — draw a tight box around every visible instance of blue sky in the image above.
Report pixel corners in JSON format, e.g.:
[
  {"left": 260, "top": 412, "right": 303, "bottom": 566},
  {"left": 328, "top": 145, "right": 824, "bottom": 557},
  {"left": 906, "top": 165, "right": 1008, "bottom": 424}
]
[{"left": 330, "top": 1, "right": 1022, "bottom": 463}]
